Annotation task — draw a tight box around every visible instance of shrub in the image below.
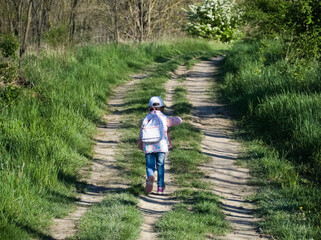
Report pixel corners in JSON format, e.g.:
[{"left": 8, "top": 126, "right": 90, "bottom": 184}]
[
  {"left": 0, "top": 33, "right": 21, "bottom": 106},
  {"left": 0, "top": 34, "right": 19, "bottom": 58},
  {"left": 183, "top": 0, "right": 241, "bottom": 42}
]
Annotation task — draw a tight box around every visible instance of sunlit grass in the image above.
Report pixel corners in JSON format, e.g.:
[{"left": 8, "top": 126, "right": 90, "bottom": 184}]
[
  {"left": 219, "top": 39, "right": 321, "bottom": 239},
  {"left": 74, "top": 193, "right": 142, "bottom": 240}
]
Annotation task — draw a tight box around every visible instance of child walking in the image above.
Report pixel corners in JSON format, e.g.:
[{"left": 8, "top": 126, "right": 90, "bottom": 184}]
[{"left": 138, "top": 96, "right": 182, "bottom": 194}]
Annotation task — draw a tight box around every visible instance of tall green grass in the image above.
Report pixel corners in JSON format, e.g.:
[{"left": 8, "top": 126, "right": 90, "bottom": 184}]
[
  {"left": 0, "top": 44, "right": 152, "bottom": 239},
  {"left": 0, "top": 39, "right": 225, "bottom": 239},
  {"left": 220, "top": 39, "right": 321, "bottom": 177},
  {"left": 219, "top": 39, "right": 321, "bottom": 239}
]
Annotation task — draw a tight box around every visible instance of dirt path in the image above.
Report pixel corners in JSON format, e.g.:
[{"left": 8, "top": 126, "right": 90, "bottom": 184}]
[
  {"left": 137, "top": 66, "right": 187, "bottom": 240},
  {"left": 50, "top": 76, "right": 143, "bottom": 239},
  {"left": 51, "top": 59, "right": 268, "bottom": 240},
  {"left": 185, "top": 57, "right": 269, "bottom": 240}
]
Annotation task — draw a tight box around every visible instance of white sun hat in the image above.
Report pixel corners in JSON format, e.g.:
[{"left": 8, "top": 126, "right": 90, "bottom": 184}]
[{"left": 148, "top": 96, "right": 164, "bottom": 107}]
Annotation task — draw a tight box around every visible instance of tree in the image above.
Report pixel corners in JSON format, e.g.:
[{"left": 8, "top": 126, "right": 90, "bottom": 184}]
[
  {"left": 0, "top": 0, "right": 202, "bottom": 49},
  {"left": 20, "top": 0, "right": 33, "bottom": 64}
]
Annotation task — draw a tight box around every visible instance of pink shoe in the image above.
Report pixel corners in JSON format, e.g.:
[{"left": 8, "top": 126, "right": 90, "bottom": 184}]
[
  {"left": 145, "top": 175, "right": 155, "bottom": 193},
  {"left": 157, "top": 185, "right": 165, "bottom": 194}
]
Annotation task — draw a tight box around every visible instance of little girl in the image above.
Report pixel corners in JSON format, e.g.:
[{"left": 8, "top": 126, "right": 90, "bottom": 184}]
[{"left": 138, "top": 96, "right": 182, "bottom": 194}]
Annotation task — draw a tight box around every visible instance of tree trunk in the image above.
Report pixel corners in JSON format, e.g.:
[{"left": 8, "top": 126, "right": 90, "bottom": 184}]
[
  {"left": 69, "top": 0, "right": 78, "bottom": 42},
  {"left": 37, "top": 0, "right": 44, "bottom": 51},
  {"left": 19, "top": 0, "right": 33, "bottom": 67},
  {"left": 114, "top": 0, "right": 120, "bottom": 43},
  {"left": 139, "top": 0, "right": 144, "bottom": 42},
  {"left": 146, "top": 0, "right": 154, "bottom": 39},
  {"left": 17, "top": 1, "right": 24, "bottom": 40}
]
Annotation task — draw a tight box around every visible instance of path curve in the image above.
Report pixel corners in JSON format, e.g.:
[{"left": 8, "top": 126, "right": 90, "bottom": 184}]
[
  {"left": 138, "top": 66, "right": 187, "bottom": 240},
  {"left": 50, "top": 76, "right": 142, "bottom": 239},
  {"left": 185, "top": 57, "right": 270, "bottom": 240}
]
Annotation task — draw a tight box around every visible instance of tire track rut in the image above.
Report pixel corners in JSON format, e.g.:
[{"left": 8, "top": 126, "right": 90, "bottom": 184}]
[{"left": 185, "top": 57, "right": 269, "bottom": 240}]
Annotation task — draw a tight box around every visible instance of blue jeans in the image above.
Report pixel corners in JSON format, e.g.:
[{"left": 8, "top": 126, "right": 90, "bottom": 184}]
[{"left": 145, "top": 152, "right": 165, "bottom": 187}]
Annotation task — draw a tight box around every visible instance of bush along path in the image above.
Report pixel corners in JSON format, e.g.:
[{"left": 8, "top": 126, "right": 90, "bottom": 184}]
[
  {"left": 50, "top": 76, "right": 143, "bottom": 239},
  {"left": 184, "top": 57, "right": 270, "bottom": 239}
]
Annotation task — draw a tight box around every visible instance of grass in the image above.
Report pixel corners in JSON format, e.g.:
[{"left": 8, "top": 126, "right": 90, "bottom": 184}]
[
  {"left": 156, "top": 81, "right": 230, "bottom": 239},
  {"left": 114, "top": 40, "right": 227, "bottom": 195},
  {"left": 219, "top": 39, "right": 321, "bottom": 239},
  {"left": 73, "top": 192, "right": 142, "bottom": 240},
  {"left": 0, "top": 38, "right": 226, "bottom": 239},
  {"left": 156, "top": 190, "right": 227, "bottom": 240},
  {"left": 243, "top": 142, "right": 321, "bottom": 239}
]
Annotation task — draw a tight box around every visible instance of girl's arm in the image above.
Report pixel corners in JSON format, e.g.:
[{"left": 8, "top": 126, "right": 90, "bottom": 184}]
[
  {"left": 167, "top": 116, "right": 182, "bottom": 127},
  {"left": 138, "top": 124, "right": 143, "bottom": 150}
]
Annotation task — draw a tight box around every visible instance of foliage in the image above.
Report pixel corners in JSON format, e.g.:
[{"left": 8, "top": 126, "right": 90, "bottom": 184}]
[
  {"left": 184, "top": 0, "right": 242, "bottom": 42},
  {"left": 241, "top": 0, "right": 321, "bottom": 59},
  {"left": 0, "top": 0, "right": 199, "bottom": 49},
  {"left": 43, "top": 24, "right": 70, "bottom": 48},
  {"left": 0, "top": 33, "right": 21, "bottom": 108},
  {"left": 0, "top": 33, "right": 20, "bottom": 84},
  {"left": 0, "top": 34, "right": 19, "bottom": 58}
]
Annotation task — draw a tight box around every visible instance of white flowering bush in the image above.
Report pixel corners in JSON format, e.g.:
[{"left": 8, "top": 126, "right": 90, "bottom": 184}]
[{"left": 184, "top": 0, "right": 241, "bottom": 42}]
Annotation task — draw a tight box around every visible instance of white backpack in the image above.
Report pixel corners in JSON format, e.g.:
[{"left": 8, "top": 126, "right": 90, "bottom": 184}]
[{"left": 141, "top": 111, "right": 164, "bottom": 143}]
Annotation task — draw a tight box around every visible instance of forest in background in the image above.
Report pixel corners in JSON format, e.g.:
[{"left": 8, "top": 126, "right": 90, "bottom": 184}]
[{"left": 0, "top": 0, "right": 198, "bottom": 57}]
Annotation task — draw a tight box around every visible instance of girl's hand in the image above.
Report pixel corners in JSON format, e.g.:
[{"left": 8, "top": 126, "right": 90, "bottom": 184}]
[{"left": 138, "top": 139, "right": 143, "bottom": 150}]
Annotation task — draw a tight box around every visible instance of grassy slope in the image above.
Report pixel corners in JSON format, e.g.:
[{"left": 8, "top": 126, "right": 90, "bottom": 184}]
[
  {"left": 0, "top": 39, "right": 226, "bottom": 239},
  {"left": 219, "top": 39, "right": 321, "bottom": 239}
]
